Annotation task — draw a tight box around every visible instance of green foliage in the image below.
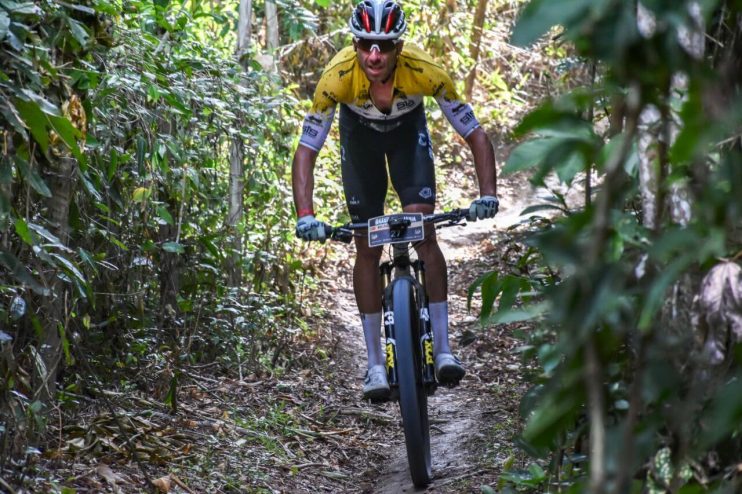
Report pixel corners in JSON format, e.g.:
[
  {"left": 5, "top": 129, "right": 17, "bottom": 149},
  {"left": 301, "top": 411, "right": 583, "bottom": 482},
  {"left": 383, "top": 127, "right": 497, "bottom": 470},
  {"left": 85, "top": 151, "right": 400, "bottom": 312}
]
[
  {"left": 0, "top": 0, "right": 309, "bottom": 465},
  {"left": 476, "top": 0, "right": 742, "bottom": 492}
]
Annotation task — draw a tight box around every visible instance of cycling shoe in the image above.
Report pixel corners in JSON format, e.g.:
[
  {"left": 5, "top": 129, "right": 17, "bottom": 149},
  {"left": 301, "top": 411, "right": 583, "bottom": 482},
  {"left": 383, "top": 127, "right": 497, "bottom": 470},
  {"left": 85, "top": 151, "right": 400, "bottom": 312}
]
[
  {"left": 435, "top": 353, "right": 466, "bottom": 385},
  {"left": 363, "top": 364, "right": 390, "bottom": 400}
]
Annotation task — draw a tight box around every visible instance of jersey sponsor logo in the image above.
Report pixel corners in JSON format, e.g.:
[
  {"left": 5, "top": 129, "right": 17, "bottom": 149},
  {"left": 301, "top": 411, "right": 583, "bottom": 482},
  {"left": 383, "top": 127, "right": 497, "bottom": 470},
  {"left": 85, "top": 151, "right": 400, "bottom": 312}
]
[
  {"left": 459, "top": 111, "right": 476, "bottom": 125},
  {"left": 396, "top": 99, "right": 416, "bottom": 111},
  {"left": 419, "top": 187, "right": 433, "bottom": 199},
  {"left": 418, "top": 131, "right": 428, "bottom": 147},
  {"left": 349, "top": 195, "right": 360, "bottom": 206},
  {"left": 302, "top": 125, "right": 319, "bottom": 138}
]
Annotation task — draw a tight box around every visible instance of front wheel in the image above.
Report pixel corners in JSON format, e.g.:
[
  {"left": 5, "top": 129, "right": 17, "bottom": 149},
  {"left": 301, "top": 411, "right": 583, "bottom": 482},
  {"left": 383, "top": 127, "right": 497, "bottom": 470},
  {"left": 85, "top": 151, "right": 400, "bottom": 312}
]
[{"left": 392, "top": 279, "right": 431, "bottom": 487}]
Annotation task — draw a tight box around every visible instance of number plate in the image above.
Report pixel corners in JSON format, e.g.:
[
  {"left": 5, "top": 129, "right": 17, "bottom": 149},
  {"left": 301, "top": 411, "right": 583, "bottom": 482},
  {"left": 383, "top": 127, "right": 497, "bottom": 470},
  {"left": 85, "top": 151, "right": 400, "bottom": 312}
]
[{"left": 368, "top": 213, "right": 425, "bottom": 247}]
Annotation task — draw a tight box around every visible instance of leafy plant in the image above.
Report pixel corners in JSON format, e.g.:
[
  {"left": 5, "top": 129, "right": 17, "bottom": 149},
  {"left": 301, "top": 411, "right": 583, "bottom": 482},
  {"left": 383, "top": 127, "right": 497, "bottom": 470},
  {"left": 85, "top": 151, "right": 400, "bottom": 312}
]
[{"left": 472, "top": 1, "right": 742, "bottom": 492}]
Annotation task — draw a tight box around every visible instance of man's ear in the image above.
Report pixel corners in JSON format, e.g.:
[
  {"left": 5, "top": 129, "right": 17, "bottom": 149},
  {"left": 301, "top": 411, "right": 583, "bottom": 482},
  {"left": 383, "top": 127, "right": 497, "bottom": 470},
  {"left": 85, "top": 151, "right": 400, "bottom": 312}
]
[
  {"left": 396, "top": 40, "right": 404, "bottom": 54},
  {"left": 352, "top": 38, "right": 358, "bottom": 51}
]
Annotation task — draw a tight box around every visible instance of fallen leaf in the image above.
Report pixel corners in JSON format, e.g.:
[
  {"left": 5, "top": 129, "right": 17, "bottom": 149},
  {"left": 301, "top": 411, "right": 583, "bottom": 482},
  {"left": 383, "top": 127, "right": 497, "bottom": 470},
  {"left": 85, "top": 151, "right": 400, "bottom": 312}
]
[
  {"left": 153, "top": 475, "right": 171, "bottom": 492},
  {"left": 96, "top": 463, "right": 119, "bottom": 485}
]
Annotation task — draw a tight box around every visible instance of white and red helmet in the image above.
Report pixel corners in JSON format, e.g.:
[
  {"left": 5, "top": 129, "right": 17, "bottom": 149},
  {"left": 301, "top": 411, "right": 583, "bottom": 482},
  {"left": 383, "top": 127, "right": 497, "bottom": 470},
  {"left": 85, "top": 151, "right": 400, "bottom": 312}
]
[{"left": 349, "top": 0, "right": 407, "bottom": 40}]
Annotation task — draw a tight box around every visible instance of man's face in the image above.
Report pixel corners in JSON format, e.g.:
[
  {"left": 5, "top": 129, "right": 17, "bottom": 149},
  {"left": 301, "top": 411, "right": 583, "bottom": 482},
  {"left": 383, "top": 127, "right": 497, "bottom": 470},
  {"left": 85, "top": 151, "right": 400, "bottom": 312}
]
[{"left": 354, "top": 38, "right": 403, "bottom": 83}]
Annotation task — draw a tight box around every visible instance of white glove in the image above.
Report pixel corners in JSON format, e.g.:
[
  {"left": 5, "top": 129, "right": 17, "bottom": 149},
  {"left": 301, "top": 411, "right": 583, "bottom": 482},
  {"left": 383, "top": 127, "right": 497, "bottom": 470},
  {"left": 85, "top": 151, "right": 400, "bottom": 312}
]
[
  {"left": 468, "top": 195, "right": 499, "bottom": 221},
  {"left": 295, "top": 215, "right": 329, "bottom": 242}
]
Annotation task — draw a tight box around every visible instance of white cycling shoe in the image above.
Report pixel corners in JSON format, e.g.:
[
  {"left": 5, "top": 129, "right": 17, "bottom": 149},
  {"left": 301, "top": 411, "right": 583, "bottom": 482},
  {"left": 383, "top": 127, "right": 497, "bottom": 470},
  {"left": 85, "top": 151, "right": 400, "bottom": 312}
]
[
  {"left": 363, "top": 364, "right": 390, "bottom": 400},
  {"left": 435, "top": 353, "right": 466, "bottom": 385}
]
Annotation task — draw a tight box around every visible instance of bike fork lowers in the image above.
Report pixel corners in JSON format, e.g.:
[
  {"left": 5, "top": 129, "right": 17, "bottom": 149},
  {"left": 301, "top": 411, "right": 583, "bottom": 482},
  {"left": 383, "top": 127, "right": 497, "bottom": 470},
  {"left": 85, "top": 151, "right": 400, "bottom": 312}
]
[
  {"left": 380, "top": 261, "right": 437, "bottom": 398},
  {"left": 413, "top": 260, "right": 436, "bottom": 393},
  {"left": 381, "top": 263, "right": 399, "bottom": 394}
]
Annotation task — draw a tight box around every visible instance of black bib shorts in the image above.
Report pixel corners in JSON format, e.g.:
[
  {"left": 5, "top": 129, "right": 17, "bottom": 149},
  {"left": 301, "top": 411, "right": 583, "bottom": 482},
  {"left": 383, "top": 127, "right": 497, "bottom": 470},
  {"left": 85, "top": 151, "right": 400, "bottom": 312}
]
[{"left": 339, "top": 103, "right": 436, "bottom": 222}]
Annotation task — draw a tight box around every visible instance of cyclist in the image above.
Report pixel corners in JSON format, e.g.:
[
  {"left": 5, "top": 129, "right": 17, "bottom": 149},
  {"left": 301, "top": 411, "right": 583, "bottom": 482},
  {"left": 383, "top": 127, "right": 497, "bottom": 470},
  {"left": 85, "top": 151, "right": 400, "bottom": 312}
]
[{"left": 292, "top": 0, "right": 498, "bottom": 400}]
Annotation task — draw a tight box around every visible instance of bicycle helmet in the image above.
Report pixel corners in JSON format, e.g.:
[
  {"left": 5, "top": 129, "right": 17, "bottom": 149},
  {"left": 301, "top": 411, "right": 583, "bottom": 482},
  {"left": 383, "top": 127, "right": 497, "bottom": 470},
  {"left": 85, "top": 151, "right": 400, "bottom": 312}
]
[{"left": 349, "top": 0, "right": 407, "bottom": 41}]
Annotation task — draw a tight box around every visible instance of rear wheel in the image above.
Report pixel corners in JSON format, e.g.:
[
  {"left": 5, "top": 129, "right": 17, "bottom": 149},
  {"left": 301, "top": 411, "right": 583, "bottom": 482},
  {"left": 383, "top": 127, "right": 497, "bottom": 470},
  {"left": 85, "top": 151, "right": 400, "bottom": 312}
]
[{"left": 392, "top": 279, "right": 431, "bottom": 487}]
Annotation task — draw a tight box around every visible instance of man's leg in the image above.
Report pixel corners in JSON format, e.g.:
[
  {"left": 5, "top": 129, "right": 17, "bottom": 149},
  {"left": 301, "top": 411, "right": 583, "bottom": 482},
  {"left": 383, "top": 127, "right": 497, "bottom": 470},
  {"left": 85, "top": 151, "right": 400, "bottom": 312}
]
[
  {"left": 338, "top": 106, "right": 390, "bottom": 398},
  {"left": 405, "top": 203, "right": 465, "bottom": 383},
  {"left": 354, "top": 235, "right": 384, "bottom": 366},
  {"left": 353, "top": 236, "right": 389, "bottom": 398}
]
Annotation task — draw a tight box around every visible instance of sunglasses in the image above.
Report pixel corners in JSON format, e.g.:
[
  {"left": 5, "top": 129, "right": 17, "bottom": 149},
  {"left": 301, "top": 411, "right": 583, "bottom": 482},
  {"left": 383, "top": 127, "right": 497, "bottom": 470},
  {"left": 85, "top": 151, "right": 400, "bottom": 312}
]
[{"left": 355, "top": 38, "right": 400, "bottom": 53}]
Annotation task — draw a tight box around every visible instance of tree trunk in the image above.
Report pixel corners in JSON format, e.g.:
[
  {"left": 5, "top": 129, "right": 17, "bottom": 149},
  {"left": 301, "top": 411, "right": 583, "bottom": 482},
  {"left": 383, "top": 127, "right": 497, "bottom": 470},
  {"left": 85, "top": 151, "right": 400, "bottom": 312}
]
[
  {"left": 227, "top": 0, "right": 252, "bottom": 288},
  {"left": 636, "top": 2, "right": 703, "bottom": 230},
  {"left": 265, "top": 0, "right": 279, "bottom": 52},
  {"left": 227, "top": 140, "right": 245, "bottom": 287},
  {"left": 36, "top": 154, "right": 77, "bottom": 404},
  {"left": 237, "top": 0, "right": 252, "bottom": 65},
  {"left": 464, "top": 0, "right": 488, "bottom": 100}
]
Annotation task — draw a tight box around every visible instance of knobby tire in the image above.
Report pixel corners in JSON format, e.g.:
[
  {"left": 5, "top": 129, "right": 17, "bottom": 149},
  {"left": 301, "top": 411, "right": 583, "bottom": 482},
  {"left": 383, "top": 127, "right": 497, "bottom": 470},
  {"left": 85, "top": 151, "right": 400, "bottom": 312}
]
[{"left": 392, "top": 279, "right": 431, "bottom": 487}]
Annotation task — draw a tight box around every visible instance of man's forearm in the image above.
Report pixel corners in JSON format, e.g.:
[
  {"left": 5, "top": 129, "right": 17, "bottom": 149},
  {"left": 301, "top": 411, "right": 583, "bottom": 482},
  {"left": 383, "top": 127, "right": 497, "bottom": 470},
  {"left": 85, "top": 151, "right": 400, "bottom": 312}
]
[
  {"left": 292, "top": 145, "right": 319, "bottom": 217},
  {"left": 466, "top": 127, "right": 497, "bottom": 197}
]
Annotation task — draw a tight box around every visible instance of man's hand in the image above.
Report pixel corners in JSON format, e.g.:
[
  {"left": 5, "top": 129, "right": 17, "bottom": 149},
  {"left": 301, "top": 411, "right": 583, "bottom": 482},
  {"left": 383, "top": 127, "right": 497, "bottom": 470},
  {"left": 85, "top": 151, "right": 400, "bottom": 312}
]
[
  {"left": 468, "top": 195, "right": 499, "bottom": 221},
  {"left": 296, "top": 215, "right": 329, "bottom": 242}
]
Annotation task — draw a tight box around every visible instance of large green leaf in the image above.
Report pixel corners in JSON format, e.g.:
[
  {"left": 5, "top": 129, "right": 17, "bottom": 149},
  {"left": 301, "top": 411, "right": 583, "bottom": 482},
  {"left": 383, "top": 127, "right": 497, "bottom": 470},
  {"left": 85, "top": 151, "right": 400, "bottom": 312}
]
[
  {"left": 15, "top": 156, "right": 51, "bottom": 197},
  {"left": 503, "top": 138, "right": 558, "bottom": 175},
  {"left": 0, "top": 97, "right": 26, "bottom": 134},
  {"left": 28, "top": 222, "right": 72, "bottom": 252},
  {"left": 14, "top": 217, "right": 33, "bottom": 245},
  {"left": 0, "top": 1, "right": 42, "bottom": 15},
  {"left": 14, "top": 98, "right": 49, "bottom": 152},
  {"left": 48, "top": 114, "right": 86, "bottom": 164},
  {"left": 18, "top": 89, "right": 60, "bottom": 116},
  {"left": 49, "top": 252, "right": 87, "bottom": 285},
  {"left": 0, "top": 249, "right": 49, "bottom": 295},
  {"left": 0, "top": 12, "right": 10, "bottom": 41},
  {"left": 67, "top": 17, "right": 89, "bottom": 46},
  {"left": 510, "top": 0, "right": 595, "bottom": 47},
  {"left": 522, "top": 383, "right": 582, "bottom": 449}
]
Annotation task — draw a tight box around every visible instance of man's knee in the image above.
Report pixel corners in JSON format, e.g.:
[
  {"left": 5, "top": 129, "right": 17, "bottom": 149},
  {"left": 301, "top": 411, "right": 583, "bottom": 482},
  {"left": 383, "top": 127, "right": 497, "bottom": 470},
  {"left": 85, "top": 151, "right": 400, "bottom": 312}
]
[
  {"left": 414, "top": 240, "right": 440, "bottom": 259},
  {"left": 355, "top": 239, "right": 383, "bottom": 263}
]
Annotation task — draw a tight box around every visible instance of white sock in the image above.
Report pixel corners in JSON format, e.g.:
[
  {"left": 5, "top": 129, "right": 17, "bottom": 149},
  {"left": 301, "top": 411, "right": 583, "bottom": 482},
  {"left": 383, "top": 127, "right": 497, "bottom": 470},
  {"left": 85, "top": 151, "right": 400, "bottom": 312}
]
[
  {"left": 429, "top": 301, "right": 451, "bottom": 357},
  {"left": 361, "top": 312, "right": 384, "bottom": 369}
]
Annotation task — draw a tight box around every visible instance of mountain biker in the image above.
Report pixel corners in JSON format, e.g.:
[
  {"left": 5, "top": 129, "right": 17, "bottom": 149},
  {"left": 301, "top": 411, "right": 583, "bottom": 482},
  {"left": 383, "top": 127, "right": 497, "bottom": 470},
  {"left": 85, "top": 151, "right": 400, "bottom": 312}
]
[{"left": 292, "top": 0, "right": 498, "bottom": 400}]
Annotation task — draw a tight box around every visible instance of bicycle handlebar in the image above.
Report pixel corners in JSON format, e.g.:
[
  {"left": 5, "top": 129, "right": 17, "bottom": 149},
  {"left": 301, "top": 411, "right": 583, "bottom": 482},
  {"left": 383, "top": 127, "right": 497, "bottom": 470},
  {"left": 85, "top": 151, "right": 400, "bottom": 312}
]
[{"left": 327, "top": 208, "right": 470, "bottom": 244}]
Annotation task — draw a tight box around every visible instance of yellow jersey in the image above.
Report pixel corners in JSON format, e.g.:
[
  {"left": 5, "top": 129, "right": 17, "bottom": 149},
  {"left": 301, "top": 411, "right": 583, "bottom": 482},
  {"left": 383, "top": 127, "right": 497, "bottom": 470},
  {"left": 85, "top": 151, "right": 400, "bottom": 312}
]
[{"left": 299, "top": 43, "right": 479, "bottom": 151}]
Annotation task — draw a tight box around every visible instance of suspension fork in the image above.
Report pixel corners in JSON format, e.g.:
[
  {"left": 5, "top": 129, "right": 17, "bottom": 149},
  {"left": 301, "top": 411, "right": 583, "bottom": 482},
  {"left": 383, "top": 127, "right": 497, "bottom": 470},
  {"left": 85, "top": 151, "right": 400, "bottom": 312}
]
[
  {"left": 380, "top": 254, "right": 437, "bottom": 396},
  {"left": 380, "top": 262, "right": 399, "bottom": 388},
  {"left": 413, "top": 260, "right": 436, "bottom": 390}
]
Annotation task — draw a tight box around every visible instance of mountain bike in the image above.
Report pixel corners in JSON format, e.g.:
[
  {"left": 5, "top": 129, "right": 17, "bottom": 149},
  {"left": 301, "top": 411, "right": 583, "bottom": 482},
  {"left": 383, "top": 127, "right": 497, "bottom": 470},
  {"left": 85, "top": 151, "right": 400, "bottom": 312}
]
[{"left": 325, "top": 208, "right": 469, "bottom": 487}]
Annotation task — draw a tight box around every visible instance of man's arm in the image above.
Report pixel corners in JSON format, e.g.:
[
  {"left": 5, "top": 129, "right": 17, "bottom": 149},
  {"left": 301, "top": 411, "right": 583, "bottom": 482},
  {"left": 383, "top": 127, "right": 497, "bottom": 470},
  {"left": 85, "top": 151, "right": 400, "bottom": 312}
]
[
  {"left": 465, "top": 127, "right": 497, "bottom": 197},
  {"left": 292, "top": 144, "right": 319, "bottom": 217}
]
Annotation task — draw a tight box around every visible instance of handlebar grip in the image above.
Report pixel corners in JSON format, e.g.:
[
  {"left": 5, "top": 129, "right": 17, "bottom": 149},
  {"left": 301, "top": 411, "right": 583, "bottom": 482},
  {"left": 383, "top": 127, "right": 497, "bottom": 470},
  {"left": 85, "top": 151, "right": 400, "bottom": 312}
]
[{"left": 328, "top": 226, "right": 353, "bottom": 243}]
